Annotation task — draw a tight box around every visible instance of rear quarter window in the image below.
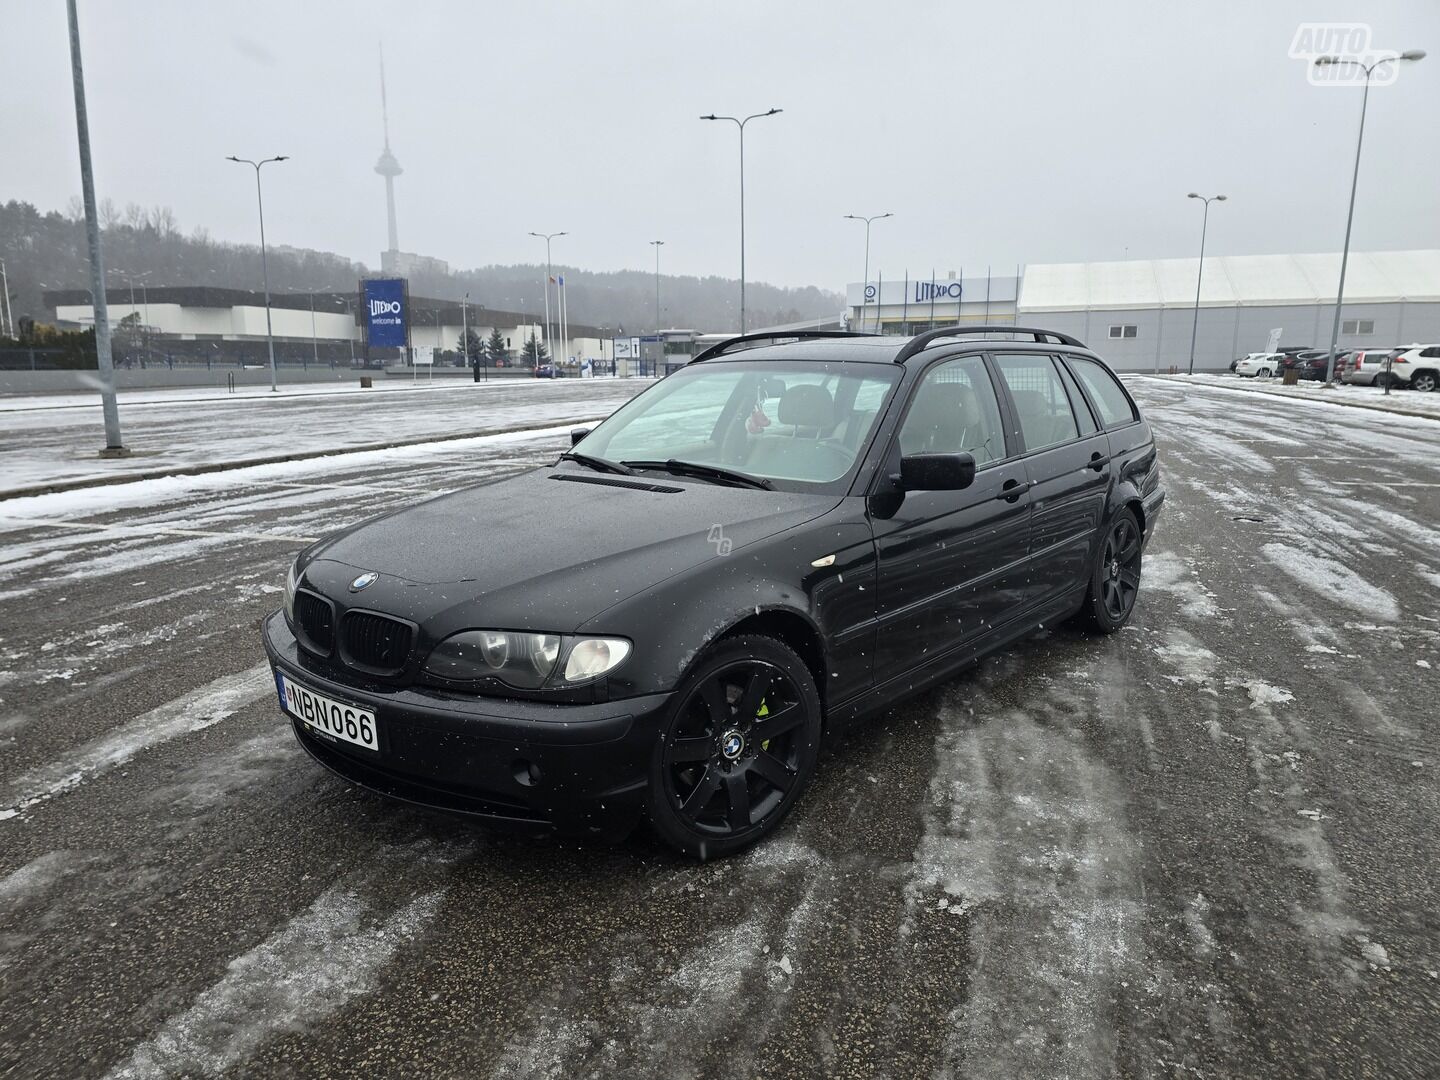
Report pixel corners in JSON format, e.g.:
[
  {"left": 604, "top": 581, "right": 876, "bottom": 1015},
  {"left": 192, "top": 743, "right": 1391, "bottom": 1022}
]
[{"left": 1067, "top": 355, "right": 1137, "bottom": 428}]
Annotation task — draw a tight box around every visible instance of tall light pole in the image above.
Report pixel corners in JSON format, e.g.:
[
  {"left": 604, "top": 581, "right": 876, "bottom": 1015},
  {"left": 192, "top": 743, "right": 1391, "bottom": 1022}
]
[
  {"left": 1313, "top": 50, "right": 1426, "bottom": 387},
  {"left": 307, "top": 289, "right": 320, "bottom": 368},
  {"left": 1185, "top": 193, "right": 1226, "bottom": 375},
  {"left": 528, "top": 231, "right": 565, "bottom": 367},
  {"left": 226, "top": 154, "right": 288, "bottom": 391},
  {"left": 0, "top": 258, "right": 13, "bottom": 339},
  {"left": 66, "top": 0, "right": 125, "bottom": 454},
  {"left": 844, "top": 212, "right": 892, "bottom": 333},
  {"left": 340, "top": 295, "right": 356, "bottom": 368},
  {"left": 464, "top": 291, "right": 477, "bottom": 382},
  {"left": 649, "top": 240, "right": 664, "bottom": 334},
  {"left": 701, "top": 108, "right": 782, "bottom": 333}
]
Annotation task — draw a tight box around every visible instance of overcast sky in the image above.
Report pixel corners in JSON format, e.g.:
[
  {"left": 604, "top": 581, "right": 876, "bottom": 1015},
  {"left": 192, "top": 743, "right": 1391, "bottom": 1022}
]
[{"left": 3, "top": 0, "right": 1437, "bottom": 290}]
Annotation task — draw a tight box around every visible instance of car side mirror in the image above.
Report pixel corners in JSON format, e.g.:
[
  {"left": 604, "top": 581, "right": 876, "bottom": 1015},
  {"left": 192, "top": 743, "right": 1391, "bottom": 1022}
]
[
  {"left": 570, "top": 427, "right": 590, "bottom": 446},
  {"left": 899, "top": 452, "right": 976, "bottom": 491}
]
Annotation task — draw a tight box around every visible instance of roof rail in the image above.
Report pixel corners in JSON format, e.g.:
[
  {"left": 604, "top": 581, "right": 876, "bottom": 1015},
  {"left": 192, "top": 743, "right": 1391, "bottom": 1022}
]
[
  {"left": 690, "top": 330, "right": 879, "bottom": 364},
  {"left": 891, "top": 324, "right": 1087, "bottom": 364}
]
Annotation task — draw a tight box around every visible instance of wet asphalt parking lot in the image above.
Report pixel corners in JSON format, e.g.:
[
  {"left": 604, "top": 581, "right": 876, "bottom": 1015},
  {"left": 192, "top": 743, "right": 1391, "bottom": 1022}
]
[{"left": 1, "top": 377, "right": 1438, "bottom": 1079}]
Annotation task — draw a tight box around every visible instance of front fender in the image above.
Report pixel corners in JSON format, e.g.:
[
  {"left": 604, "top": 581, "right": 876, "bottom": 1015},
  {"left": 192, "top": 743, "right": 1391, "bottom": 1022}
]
[{"left": 578, "top": 508, "right": 875, "bottom": 700}]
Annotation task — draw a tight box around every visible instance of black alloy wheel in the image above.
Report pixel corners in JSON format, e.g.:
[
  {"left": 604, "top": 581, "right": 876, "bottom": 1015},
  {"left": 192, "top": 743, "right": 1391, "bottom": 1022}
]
[
  {"left": 1079, "top": 508, "right": 1144, "bottom": 633},
  {"left": 647, "top": 635, "right": 821, "bottom": 859}
]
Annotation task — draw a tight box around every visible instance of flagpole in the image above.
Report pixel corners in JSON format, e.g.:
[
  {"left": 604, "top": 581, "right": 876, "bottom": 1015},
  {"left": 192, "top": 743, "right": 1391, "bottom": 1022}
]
[{"left": 902, "top": 270, "right": 908, "bottom": 332}]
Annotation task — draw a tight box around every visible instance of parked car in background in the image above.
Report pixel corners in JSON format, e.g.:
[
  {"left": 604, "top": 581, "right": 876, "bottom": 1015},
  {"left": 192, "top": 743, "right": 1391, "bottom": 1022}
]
[
  {"left": 1235, "top": 353, "right": 1283, "bottom": 378},
  {"left": 533, "top": 363, "right": 563, "bottom": 379},
  {"left": 1368, "top": 344, "right": 1440, "bottom": 392},
  {"left": 1344, "top": 346, "right": 1424, "bottom": 388},
  {"left": 1278, "top": 349, "right": 1349, "bottom": 382}
]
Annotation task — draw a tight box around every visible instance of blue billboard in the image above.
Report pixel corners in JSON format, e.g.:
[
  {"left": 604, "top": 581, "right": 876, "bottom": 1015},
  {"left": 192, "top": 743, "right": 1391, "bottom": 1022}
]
[{"left": 363, "top": 279, "right": 407, "bottom": 347}]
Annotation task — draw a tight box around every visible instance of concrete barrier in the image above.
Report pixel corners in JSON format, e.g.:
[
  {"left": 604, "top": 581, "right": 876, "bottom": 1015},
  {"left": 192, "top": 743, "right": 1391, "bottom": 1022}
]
[{"left": 0, "top": 366, "right": 374, "bottom": 395}]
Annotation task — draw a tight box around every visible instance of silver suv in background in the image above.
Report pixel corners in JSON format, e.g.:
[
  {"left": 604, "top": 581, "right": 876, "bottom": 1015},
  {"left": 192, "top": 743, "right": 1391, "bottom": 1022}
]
[{"left": 1345, "top": 344, "right": 1440, "bottom": 391}]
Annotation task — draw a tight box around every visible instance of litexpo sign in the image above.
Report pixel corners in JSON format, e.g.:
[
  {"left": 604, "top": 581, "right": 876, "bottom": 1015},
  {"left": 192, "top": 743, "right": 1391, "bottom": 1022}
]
[
  {"left": 861, "top": 280, "right": 964, "bottom": 305},
  {"left": 363, "top": 279, "right": 407, "bottom": 347},
  {"left": 913, "top": 280, "right": 962, "bottom": 304}
]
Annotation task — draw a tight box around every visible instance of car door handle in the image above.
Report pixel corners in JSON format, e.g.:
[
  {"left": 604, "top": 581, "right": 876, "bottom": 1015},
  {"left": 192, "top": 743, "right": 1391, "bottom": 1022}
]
[
  {"left": 997, "top": 479, "right": 1031, "bottom": 502},
  {"left": 1088, "top": 452, "right": 1110, "bottom": 471}
]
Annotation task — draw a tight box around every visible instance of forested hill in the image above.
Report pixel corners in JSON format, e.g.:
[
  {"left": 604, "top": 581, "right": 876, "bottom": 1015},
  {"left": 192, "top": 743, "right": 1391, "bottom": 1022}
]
[{"left": 0, "top": 200, "right": 842, "bottom": 332}]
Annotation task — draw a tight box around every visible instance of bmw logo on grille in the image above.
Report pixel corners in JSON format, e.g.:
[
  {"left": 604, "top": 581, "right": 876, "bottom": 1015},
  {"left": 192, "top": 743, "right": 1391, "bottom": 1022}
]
[{"left": 349, "top": 571, "right": 379, "bottom": 592}]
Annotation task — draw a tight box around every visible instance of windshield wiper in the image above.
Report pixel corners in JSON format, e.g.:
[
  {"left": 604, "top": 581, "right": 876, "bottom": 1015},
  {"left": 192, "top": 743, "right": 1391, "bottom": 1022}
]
[
  {"left": 621, "top": 459, "right": 774, "bottom": 490},
  {"left": 559, "top": 451, "right": 634, "bottom": 475}
]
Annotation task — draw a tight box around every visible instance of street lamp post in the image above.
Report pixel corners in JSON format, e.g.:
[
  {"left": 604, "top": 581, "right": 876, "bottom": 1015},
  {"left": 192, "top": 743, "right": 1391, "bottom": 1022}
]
[
  {"left": 308, "top": 290, "right": 319, "bottom": 369},
  {"left": 340, "top": 296, "right": 356, "bottom": 368},
  {"left": 1185, "top": 193, "right": 1226, "bottom": 376},
  {"left": 226, "top": 154, "right": 288, "bottom": 391},
  {"left": 66, "top": 0, "right": 125, "bottom": 454},
  {"left": 1313, "top": 50, "right": 1426, "bottom": 388},
  {"left": 464, "top": 292, "right": 477, "bottom": 382},
  {"left": 844, "top": 212, "right": 893, "bottom": 333},
  {"left": 528, "top": 231, "right": 565, "bottom": 368},
  {"left": 701, "top": 108, "right": 782, "bottom": 333},
  {"left": 649, "top": 240, "right": 664, "bottom": 336}
]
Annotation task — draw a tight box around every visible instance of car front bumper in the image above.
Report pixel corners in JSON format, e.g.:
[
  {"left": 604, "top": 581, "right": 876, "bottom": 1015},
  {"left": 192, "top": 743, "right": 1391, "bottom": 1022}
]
[{"left": 261, "top": 611, "right": 671, "bottom": 836}]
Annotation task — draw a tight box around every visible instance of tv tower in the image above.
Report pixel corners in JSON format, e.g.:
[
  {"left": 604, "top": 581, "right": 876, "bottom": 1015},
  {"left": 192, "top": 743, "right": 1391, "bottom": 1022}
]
[{"left": 375, "top": 48, "right": 402, "bottom": 257}]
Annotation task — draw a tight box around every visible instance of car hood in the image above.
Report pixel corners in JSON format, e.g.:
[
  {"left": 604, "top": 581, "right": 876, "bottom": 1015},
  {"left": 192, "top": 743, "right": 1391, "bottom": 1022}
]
[{"left": 302, "top": 465, "right": 841, "bottom": 631}]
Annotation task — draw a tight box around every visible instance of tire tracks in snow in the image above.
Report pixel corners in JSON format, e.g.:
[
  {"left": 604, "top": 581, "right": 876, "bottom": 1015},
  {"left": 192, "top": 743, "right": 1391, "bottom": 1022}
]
[
  {"left": 899, "top": 666, "right": 1146, "bottom": 1080},
  {"left": 0, "top": 663, "right": 273, "bottom": 821}
]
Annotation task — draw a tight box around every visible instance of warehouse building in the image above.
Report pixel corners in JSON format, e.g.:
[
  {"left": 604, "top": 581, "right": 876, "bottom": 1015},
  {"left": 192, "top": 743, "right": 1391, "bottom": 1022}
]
[
  {"left": 1018, "top": 249, "right": 1440, "bottom": 371},
  {"left": 845, "top": 250, "right": 1440, "bottom": 371},
  {"left": 43, "top": 286, "right": 607, "bottom": 369}
]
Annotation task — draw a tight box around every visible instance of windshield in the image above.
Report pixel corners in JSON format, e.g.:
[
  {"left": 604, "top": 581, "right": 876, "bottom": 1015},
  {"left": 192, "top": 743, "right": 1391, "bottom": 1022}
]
[{"left": 573, "top": 360, "right": 899, "bottom": 490}]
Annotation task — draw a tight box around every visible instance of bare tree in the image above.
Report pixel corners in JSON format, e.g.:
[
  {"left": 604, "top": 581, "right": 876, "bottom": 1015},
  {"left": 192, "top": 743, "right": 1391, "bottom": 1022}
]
[
  {"left": 146, "top": 205, "right": 179, "bottom": 239},
  {"left": 123, "top": 202, "right": 146, "bottom": 229}
]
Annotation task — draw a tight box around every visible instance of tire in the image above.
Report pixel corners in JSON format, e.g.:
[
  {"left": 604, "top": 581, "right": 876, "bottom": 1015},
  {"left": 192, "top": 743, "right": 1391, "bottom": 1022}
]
[
  {"left": 1258, "top": 367, "right": 1273, "bottom": 379},
  {"left": 645, "top": 634, "right": 822, "bottom": 860},
  {"left": 1411, "top": 370, "right": 1438, "bottom": 393},
  {"left": 1077, "top": 508, "right": 1144, "bottom": 634}
]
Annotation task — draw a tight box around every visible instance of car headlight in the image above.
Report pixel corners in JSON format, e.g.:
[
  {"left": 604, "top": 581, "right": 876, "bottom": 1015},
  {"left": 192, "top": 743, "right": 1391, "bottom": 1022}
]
[
  {"left": 424, "top": 631, "right": 630, "bottom": 689},
  {"left": 283, "top": 561, "right": 299, "bottom": 622}
]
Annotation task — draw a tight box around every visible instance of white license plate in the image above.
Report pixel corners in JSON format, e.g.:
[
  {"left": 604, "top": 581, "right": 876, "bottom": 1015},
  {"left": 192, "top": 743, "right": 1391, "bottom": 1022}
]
[{"left": 277, "top": 673, "right": 380, "bottom": 752}]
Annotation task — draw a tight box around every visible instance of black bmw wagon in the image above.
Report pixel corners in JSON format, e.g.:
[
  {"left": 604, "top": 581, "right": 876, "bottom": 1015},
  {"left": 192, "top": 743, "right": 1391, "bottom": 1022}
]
[{"left": 262, "top": 325, "right": 1164, "bottom": 858}]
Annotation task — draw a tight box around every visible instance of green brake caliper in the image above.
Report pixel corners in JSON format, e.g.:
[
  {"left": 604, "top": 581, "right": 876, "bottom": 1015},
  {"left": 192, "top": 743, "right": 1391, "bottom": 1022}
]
[{"left": 757, "top": 698, "right": 770, "bottom": 751}]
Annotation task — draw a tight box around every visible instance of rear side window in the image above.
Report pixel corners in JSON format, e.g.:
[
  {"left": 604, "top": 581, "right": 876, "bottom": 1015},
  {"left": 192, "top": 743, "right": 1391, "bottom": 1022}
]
[
  {"left": 1055, "top": 359, "right": 1099, "bottom": 435},
  {"left": 992, "top": 353, "right": 1080, "bottom": 452},
  {"left": 1067, "top": 356, "right": 1137, "bottom": 428}
]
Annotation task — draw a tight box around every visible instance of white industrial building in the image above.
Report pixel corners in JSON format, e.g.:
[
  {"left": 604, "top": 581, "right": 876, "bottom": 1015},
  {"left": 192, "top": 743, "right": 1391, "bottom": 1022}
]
[
  {"left": 44, "top": 287, "right": 610, "bottom": 368},
  {"left": 845, "top": 250, "right": 1440, "bottom": 370},
  {"left": 1018, "top": 249, "right": 1440, "bottom": 371},
  {"left": 844, "top": 271, "right": 1021, "bottom": 334}
]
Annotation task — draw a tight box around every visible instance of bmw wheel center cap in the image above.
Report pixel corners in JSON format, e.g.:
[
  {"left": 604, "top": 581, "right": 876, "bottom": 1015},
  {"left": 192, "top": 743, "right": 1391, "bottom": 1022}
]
[
  {"left": 349, "top": 571, "right": 379, "bottom": 592},
  {"left": 721, "top": 729, "right": 745, "bottom": 761}
]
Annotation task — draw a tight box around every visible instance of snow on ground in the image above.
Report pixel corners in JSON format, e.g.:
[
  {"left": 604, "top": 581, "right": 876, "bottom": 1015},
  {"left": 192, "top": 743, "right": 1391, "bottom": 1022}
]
[
  {"left": 0, "top": 373, "right": 567, "bottom": 412},
  {"left": 0, "top": 423, "right": 583, "bottom": 525},
  {"left": 0, "top": 663, "right": 274, "bottom": 821},
  {"left": 105, "top": 884, "right": 444, "bottom": 1080},
  {"left": 0, "top": 378, "right": 650, "bottom": 495},
  {"left": 1137, "top": 373, "right": 1440, "bottom": 422}
]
